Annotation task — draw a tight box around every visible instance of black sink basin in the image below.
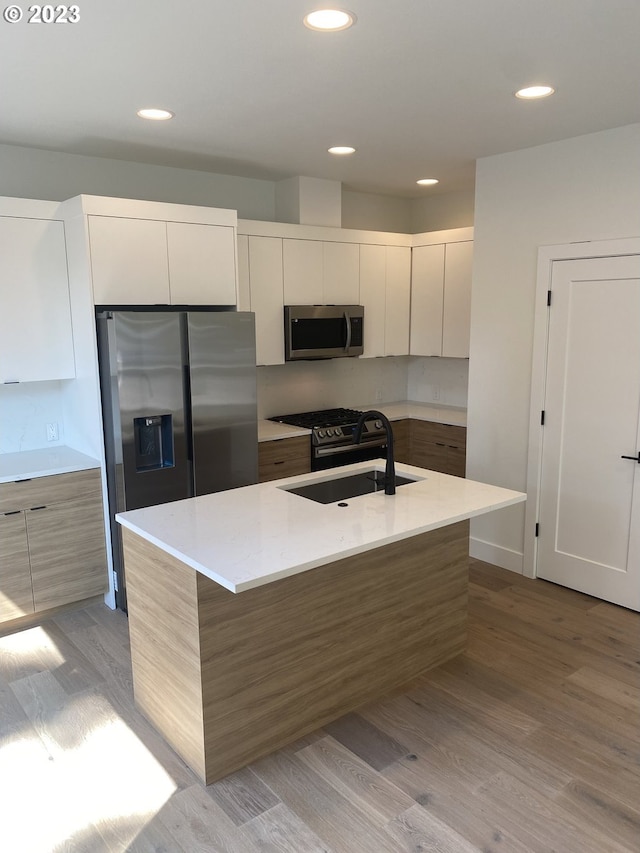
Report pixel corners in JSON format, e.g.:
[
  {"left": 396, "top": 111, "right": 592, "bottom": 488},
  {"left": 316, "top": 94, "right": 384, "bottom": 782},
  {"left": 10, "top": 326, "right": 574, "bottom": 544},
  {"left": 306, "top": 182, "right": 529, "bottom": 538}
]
[{"left": 283, "top": 471, "right": 420, "bottom": 504}]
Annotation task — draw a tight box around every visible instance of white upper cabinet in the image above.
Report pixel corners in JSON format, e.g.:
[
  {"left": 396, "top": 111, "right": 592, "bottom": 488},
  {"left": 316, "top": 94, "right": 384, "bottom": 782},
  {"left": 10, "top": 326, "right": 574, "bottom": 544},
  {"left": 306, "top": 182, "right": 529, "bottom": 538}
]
[
  {"left": 384, "top": 246, "right": 411, "bottom": 356},
  {"left": 283, "top": 239, "right": 359, "bottom": 305},
  {"left": 442, "top": 241, "right": 473, "bottom": 358},
  {"left": 359, "top": 245, "right": 386, "bottom": 358},
  {"left": 89, "top": 216, "right": 170, "bottom": 305},
  {"left": 246, "top": 236, "right": 285, "bottom": 366},
  {"left": 322, "top": 242, "right": 359, "bottom": 304},
  {"left": 89, "top": 215, "right": 237, "bottom": 306},
  {"left": 410, "top": 244, "right": 445, "bottom": 356},
  {"left": 0, "top": 216, "right": 75, "bottom": 383},
  {"left": 167, "top": 222, "right": 236, "bottom": 305},
  {"left": 410, "top": 232, "right": 473, "bottom": 359},
  {"left": 359, "top": 244, "right": 411, "bottom": 357},
  {"left": 283, "top": 239, "right": 323, "bottom": 304}
]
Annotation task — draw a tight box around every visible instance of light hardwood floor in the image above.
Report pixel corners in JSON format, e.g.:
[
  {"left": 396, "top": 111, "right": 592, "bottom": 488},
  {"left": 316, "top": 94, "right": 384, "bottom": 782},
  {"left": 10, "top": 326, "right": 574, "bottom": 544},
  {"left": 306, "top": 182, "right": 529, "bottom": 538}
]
[{"left": 1, "top": 559, "right": 638, "bottom": 852}]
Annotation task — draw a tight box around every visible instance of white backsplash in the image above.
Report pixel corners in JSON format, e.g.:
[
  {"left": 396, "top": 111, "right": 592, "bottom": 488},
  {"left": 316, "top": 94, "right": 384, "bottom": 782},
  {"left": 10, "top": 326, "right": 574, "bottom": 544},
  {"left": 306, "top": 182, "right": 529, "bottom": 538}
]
[
  {"left": 0, "top": 381, "right": 66, "bottom": 453},
  {"left": 407, "top": 357, "right": 469, "bottom": 408},
  {"left": 257, "top": 356, "right": 468, "bottom": 418}
]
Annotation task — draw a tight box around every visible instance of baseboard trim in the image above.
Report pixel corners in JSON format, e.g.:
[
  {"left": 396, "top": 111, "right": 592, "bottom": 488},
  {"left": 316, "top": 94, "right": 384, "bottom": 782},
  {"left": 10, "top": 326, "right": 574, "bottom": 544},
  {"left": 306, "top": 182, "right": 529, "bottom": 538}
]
[{"left": 469, "top": 537, "right": 524, "bottom": 574}]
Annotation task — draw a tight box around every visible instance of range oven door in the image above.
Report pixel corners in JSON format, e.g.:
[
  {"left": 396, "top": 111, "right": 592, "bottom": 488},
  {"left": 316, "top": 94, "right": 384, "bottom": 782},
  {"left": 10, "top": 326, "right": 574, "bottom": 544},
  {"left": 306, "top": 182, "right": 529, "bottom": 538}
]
[{"left": 312, "top": 439, "right": 387, "bottom": 471}]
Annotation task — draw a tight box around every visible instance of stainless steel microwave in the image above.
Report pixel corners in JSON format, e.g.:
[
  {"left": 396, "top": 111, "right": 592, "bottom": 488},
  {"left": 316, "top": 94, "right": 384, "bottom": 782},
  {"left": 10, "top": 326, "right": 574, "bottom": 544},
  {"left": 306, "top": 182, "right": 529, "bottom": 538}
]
[{"left": 284, "top": 305, "right": 364, "bottom": 361}]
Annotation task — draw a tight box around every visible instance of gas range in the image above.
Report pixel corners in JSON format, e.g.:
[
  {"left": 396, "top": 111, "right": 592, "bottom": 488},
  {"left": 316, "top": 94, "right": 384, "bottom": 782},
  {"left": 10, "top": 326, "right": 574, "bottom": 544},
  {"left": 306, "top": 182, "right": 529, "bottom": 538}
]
[{"left": 268, "top": 408, "right": 388, "bottom": 470}]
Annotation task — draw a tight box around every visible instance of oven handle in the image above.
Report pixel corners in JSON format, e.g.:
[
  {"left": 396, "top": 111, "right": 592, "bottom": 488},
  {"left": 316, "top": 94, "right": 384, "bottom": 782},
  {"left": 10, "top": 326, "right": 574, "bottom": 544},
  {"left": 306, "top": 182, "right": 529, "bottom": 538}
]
[
  {"left": 344, "top": 311, "right": 352, "bottom": 352},
  {"left": 314, "top": 438, "right": 387, "bottom": 458}
]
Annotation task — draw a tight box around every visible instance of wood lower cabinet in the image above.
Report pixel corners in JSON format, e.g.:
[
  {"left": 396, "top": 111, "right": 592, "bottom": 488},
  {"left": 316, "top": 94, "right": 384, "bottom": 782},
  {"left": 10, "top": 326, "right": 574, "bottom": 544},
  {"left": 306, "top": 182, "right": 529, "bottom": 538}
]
[
  {"left": 392, "top": 419, "right": 411, "bottom": 464},
  {"left": 0, "top": 511, "right": 33, "bottom": 620},
  {"left": 258, "top": 436, "right": 311, "bottom": 483},
  {"left": 0, "top": 468, "right": 108, "bottom": 623},
  {"left": 410, "top": 420, "right": 467, "bottom": 477}
]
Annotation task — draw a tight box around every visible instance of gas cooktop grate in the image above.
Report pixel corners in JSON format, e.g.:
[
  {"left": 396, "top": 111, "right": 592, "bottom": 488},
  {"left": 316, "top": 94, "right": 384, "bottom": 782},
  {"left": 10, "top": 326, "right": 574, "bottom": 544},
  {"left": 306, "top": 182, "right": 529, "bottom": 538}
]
[{"left": 268, "top": 408, "right": 365, "bottom": 429}]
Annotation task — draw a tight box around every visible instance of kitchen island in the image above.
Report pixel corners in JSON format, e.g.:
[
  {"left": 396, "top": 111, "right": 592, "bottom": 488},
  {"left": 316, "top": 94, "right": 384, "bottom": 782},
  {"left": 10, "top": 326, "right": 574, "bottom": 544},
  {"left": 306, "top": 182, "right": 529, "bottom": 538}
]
[{"left": 117, "top": 461, "right": 525, "bottom": 784}]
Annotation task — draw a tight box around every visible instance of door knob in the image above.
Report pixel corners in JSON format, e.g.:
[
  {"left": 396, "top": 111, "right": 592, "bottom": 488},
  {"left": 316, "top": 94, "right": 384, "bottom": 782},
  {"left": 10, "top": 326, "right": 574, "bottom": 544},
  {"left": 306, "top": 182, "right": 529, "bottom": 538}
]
[{"left": 620, "top": 452, "right": 640, "bottom": 463}]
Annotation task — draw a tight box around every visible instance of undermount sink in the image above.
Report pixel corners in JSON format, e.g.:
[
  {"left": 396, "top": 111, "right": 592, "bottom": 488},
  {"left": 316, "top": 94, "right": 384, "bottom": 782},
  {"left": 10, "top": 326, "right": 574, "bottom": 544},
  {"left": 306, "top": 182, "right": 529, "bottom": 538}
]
[{"left": 281, "top": 470, "right": 422, "bottom": 505}]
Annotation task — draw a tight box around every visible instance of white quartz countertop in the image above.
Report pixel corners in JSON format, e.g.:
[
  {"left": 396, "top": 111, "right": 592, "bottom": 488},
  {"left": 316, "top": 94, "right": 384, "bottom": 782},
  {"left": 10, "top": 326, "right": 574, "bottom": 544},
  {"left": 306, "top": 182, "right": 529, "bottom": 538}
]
[
  {"left": 359, "top": 401, "right": 467, "bottom": 426},
  {"left": 258, "top": 420, "right": 311, "bottom": 442},
  {"left": 0, "top": 446, "right": 101, "bottom": 483},
  {"left": 116, "top": 460, "right": 524, "bottom": 595}
]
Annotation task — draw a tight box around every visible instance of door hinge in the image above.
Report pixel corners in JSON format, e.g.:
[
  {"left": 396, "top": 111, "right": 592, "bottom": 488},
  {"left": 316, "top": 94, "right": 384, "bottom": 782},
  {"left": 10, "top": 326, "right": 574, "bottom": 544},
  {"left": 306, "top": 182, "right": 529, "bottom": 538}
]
[
  {"left": 112, "top": 570, "right": 119, "bottom": 592},
  {"left": 535, "top": 522, "right": 540, "bottom": 537},
  {"left": 541, "top": 410, "right": 545, "bottom": 425},
  {"left": 547, "top": 290, "right": 552, "bottom": 306}
]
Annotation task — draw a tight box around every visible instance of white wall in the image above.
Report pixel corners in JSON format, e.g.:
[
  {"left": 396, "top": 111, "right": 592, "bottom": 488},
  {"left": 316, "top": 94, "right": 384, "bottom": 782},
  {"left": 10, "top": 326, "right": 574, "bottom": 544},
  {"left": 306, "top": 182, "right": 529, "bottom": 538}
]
[
  {"left": 257, "top": 357, "right": 409, "bottom": 419},
  {"left": 342, "top": 190, "right": 413, "bottom": 233},
  {"left": 407, "top": 357, "right": 469, "bottom": 408},
  {"left": 0, "top": 143, "right": 276, "bottom": 221},
  {"left": 411, "top": 190, "right": 475, "bottom": 232},
  {"left": 0, "top": 381, "right": 66, "bottom": 452},
  {"left": 467, "top": 123, "right": 640, "bottom": 571}
]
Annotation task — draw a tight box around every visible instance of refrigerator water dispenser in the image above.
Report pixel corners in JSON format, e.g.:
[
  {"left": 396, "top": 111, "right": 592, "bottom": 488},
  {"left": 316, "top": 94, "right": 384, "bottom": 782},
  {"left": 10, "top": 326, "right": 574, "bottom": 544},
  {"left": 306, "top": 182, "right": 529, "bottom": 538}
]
[{"left": 134, "top": 414, "right": 174, "bottom": 471}]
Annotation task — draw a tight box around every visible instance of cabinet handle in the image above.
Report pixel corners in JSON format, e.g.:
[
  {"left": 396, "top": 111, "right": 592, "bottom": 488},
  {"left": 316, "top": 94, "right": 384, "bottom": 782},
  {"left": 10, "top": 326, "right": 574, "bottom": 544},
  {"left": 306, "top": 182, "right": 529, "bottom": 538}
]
[
  {"left": 29, "top": 505, "right": 47, "bottom": 511},
  {"left": 3, "top": 510, "right": 21, "bottom": 516},
  {"left": 435, "top": 442, "right": 446, "bottom": 447},
  {"left": 274, "top": 460, "right": 285, "bottom": 465},
  {"left": 620, "top": 452, "right": 640, "bottom": 463}
]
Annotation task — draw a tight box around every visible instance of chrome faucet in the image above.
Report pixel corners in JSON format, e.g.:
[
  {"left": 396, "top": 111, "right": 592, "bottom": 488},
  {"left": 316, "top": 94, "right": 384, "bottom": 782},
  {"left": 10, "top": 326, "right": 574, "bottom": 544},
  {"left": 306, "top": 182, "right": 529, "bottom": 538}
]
[{"left": 353, "top": 410, "right": 396, "bottom": 495}]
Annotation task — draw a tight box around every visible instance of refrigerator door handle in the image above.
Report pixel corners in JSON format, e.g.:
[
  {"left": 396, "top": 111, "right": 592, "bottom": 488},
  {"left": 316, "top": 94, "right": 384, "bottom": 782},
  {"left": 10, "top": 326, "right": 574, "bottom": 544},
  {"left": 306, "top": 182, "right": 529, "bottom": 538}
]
[{"left": 183, "top": 362, "right": 194, "bottom": 463}]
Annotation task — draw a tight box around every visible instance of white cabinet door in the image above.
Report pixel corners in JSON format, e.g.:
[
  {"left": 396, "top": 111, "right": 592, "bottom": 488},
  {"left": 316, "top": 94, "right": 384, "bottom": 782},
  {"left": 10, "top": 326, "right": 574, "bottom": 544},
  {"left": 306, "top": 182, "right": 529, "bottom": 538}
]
[
  {"left": 248, "top": 236, "right": 285, "bottom": 366},
  {"left": 442, "top": 241, "right": 473, "bottom": 358},
  {"left": 323, "top": 242, "right": 359, "bottom": 304},
  {"left": 384, "top": 246, "right": 411, "bottom": 356},
  {"left": 0, "top": 217, "right": 75, "bottom": 383},
  {"left": 167, "top": 222, "right": 236, "bottom": 305},
  {"left": 410, "top": 244, "right": 445, "bottom": 356},
  {"left": 89, "top": 216, "right": 170, "bottom": 305},
  {"left": 283, "top": 239, "right": 323, "bottom": 304},
  {"left": 359, "top": 245, "right": 386, "bottom": 358},
  {"left": 236, "top": 235, "right": 251, "bottom": 312}
]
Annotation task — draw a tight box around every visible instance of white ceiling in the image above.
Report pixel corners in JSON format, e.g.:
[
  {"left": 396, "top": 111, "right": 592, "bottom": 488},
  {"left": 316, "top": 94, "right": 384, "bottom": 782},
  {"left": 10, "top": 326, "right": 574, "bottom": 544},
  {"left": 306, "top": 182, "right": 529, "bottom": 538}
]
[{"left": 2, "top": 0, "right": 639, "bottom": 198}]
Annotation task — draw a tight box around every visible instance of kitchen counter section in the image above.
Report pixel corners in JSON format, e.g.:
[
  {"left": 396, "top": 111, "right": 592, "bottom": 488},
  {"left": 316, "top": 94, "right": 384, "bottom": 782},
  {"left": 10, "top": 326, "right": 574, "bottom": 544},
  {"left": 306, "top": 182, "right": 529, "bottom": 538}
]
[
  {"left": 117, "top": 461, "right": 525, "bottom": 785},
  {"left": 0, "top": 446, "right": 101, "bottom": 483},
  {"left": 116, "top": 460, "right": 523, "bottom": 593},
  {"left": 257, "top": 419, "right": 311, "bottom": 442},
  {"left": 358, "top": 401, "right": 467, "bottom": 426}
]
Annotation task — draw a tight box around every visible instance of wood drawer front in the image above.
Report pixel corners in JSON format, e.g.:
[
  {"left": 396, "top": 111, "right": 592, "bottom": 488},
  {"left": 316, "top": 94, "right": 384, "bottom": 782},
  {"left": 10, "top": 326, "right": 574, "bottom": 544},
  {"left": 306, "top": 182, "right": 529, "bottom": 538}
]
[
  {"left": 28, "top": 496, "right": 108, "bottom": 611},
  {"left": 0, "top": 467, "right": 102, "bottom": 513},
  {"left": 0, "top": 511, "right": 34, "bottom": 620},
  {"left": 392, "top": 419, "right": 411, "bottom": 464},
  {"left": 411, "top": 420, "right": 466, "bottom": 450},
  {"left": 258, "top": 436, "right": 310, "bottom": 483}
]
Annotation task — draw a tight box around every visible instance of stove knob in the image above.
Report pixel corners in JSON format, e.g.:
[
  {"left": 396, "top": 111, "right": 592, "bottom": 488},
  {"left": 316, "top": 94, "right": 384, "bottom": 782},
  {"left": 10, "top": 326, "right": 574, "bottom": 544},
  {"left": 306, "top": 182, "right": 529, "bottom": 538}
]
[
  {"left": 318, "top": 430, "right": 325, "bottom": 439},
  {"left": 326, "top": 429, "right": 334, "bottom": 437},
  {"left": 375, "top": 420, "right": 383, "bottom": 429},
  {"left": 334, "top": 427, "right": 342, "bottom": 437}
]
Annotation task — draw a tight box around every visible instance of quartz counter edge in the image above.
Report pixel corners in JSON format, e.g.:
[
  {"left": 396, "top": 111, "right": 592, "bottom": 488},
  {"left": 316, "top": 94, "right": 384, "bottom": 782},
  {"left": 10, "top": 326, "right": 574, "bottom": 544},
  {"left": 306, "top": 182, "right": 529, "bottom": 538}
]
[
  {"left": 0, "top": 446, "right": 101, "bottom": 483},
  {"left": 116, "top": 460, "right": 524, "bottom": 595}
]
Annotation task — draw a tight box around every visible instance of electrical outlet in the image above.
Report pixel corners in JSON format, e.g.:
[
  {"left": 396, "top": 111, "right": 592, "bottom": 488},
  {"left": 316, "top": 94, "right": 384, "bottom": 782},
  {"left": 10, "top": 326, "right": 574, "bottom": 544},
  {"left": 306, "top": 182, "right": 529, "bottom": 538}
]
[
  {"left": 374, "top": 389, "right": 383, "bottom": 402},
  {"left": 432, "top": 386, "right": 440, "bottom": 402},
  {"left": 46, "top": 422, "right": 59, "bottom": 442}
]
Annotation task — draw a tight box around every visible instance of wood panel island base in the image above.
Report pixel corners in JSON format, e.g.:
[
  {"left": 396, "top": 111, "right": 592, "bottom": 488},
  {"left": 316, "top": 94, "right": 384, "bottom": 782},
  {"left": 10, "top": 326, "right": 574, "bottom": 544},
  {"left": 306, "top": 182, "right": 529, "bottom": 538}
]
[
  {"left": 123, "top": 520, "right": 468, "bottom": 784},
  {"left": 117, "top": 460, "right": 526, "bottom": 785}
]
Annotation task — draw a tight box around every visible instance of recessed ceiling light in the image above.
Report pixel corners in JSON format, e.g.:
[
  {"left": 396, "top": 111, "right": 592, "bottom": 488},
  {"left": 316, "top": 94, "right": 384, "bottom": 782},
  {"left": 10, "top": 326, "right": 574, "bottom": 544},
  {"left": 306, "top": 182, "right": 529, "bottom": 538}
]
[
  {"left": 515, "top": 85, "right": 555, "bottom": 100},
  {"left": 416, "top": 178, "right": 439, "bottom": 186},
  {"left": 328, "top": 146, "right": 356, "bottom": 155},
  {"left": 303, "top": 9, "right": 356, "bottom": 31},
  {"left": 137, "top": 108, "right": 175, "bottom": 121}
]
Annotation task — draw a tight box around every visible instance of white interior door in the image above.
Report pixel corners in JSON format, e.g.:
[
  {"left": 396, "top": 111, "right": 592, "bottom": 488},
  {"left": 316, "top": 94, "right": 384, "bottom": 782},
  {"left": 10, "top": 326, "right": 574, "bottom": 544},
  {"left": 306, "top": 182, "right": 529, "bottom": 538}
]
[{"left": 537, "top": 255, "right": 640, "bottom": 610}]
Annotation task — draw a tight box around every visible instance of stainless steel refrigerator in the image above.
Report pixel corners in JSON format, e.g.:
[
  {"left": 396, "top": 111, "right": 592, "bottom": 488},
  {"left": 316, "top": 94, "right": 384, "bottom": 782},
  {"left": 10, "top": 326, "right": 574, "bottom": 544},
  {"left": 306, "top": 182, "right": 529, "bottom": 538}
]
[{"left": 96, "top": 308, "right": 258, "bottom": 611}]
